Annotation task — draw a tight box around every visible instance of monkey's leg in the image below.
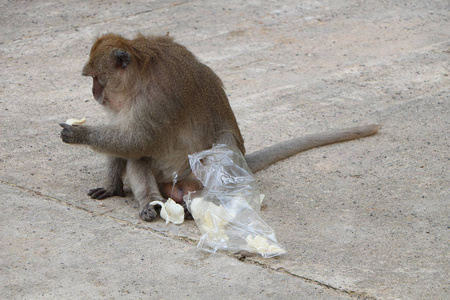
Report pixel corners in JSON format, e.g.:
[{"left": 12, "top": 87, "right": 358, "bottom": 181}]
[
  {"left": 88, "top": 157, "right": 127, "bottom": 199},
  {"left": 215, "top": 131, "right": 244, "bottom": 153},
  {"left": 126, "top": 158, "right": 165, "bottom": 222},
  {"left": 158, "top": 131, "right": 241, "bottom": 203}
]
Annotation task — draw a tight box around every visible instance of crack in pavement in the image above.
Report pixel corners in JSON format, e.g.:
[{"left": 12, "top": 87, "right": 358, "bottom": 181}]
[{"left": 2, "top": 179, "right": 377, "bottom": 299}]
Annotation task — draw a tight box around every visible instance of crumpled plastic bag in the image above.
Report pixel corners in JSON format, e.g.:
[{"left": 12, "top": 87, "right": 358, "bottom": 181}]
[{"left": 184, "top": 144, "right": 286, "bottom": 258}]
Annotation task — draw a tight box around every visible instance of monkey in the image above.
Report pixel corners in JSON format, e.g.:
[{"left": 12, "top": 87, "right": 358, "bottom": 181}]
[{"left": 60, "top": 33, "right": 380, "bottom": 222}]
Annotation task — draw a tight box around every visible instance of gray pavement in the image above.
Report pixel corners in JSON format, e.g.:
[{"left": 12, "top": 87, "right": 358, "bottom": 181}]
[{"left": 1, "top": 1, "right": 449, "bottom": 299}]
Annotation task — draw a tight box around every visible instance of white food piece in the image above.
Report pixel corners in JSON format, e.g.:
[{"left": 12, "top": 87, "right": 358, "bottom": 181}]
[
  {"left": 190, "top": 197, "right": 229, "bottom": 241},
  {"left": 202, "top": 209, "right": 229, "bottom": 242},
  {"left": 246, "top": 235, "right": 286, "bottom": 256},
  {"left": 189, "top": 195, "right": 285, "bottom": 257},
  {"left": 65, "top": 116, "right": 87, "bottom": 126},
  {"left": 149, "top": 198, "right": 184, "bottom": 225}
]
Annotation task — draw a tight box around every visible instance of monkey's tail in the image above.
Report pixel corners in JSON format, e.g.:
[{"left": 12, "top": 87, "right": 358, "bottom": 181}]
[{"left": 245, "top": 124, "right": 381, "bottom": 173}]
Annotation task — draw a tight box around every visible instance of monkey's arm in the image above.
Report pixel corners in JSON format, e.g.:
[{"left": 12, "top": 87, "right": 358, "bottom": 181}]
[
  {"left": 88, "top": 157, "right": 127, "bottom": 199},
  {"left": 60, "top": 124, "right": 154, "bottom": 158},
  {"left": 245, "top": 124, "right": 381, "bottom": 173}
]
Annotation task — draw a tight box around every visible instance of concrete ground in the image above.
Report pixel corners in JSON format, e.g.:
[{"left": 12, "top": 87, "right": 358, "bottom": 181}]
[{"left": 1, "top": 0, "right": 448, "bottom": 299}]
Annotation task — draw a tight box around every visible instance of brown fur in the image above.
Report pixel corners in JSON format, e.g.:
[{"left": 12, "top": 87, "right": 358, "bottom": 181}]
[{"left": 60, "top": 33, "right": 380, "bottom": 221}]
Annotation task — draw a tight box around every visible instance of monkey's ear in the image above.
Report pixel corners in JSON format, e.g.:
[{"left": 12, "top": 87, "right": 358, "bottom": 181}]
[{"left": 112, "top": 49, "right": 131, "bottom": 69}]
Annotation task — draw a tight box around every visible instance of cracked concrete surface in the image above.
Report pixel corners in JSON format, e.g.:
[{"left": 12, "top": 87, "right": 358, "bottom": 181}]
[{"left": 1, "top": 0, "right": 449, "bottom": 299}]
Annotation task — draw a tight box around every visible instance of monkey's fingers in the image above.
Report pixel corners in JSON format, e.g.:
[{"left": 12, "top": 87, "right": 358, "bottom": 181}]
[
  {"left": 88, "top": 187, "right": 125, "bottom": 199},
  {"left": 139, "top": 203, "right": 158, "bottom": 222},
  {"left": 88, "top": 188, "right": 108, "bottom": 199},
  {"left": 59, "top": 123, "right": 72, "bottom": 129}
]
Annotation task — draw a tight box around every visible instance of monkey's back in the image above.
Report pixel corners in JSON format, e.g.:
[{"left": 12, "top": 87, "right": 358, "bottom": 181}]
[{"left": 131, "top": 35, "right": 245, "bottom": 180}]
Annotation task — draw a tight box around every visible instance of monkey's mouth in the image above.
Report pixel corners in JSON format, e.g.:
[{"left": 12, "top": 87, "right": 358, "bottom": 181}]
[{"left": 92, "top": 76, "right": 105, "bottom": 104}]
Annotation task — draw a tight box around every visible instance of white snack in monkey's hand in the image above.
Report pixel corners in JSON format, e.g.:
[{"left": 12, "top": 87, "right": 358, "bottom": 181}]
[
  {"left": 65, "top": 116, "right": 87, "bottom": 126},
  {"left": 149, "top": 198, "right": 184, "bottom": 225}
]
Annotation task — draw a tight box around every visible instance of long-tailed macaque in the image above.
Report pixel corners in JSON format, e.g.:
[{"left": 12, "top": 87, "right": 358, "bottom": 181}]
[{"left": 60, "top": 33, "right": 380, "bottom": 221}]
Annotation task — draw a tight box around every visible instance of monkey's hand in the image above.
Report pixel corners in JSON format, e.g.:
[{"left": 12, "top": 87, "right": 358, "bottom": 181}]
[
  {"left": 59, "top": 123, "right": 88, "bottom": 144},
  {"left": 88, "top": 187, "right": 126, "bottom": 200}
]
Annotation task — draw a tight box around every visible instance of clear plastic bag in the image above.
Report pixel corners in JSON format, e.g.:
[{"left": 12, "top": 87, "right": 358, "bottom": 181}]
[{"left": 184, "top": 144, "right": 286, "bottom": 258}]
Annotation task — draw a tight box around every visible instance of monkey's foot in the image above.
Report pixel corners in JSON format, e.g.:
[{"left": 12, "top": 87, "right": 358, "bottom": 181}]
[
  {"left": 88, "top": 187, "right": 125, "bottom": 200},
  {"left": 139, "top": 203, "right": 158, "bottom": 222}
]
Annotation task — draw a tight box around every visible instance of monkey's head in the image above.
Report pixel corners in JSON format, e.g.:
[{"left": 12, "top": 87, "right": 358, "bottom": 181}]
[{"left": 82, "top": 34, "right": 140, "bottom": 111}]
